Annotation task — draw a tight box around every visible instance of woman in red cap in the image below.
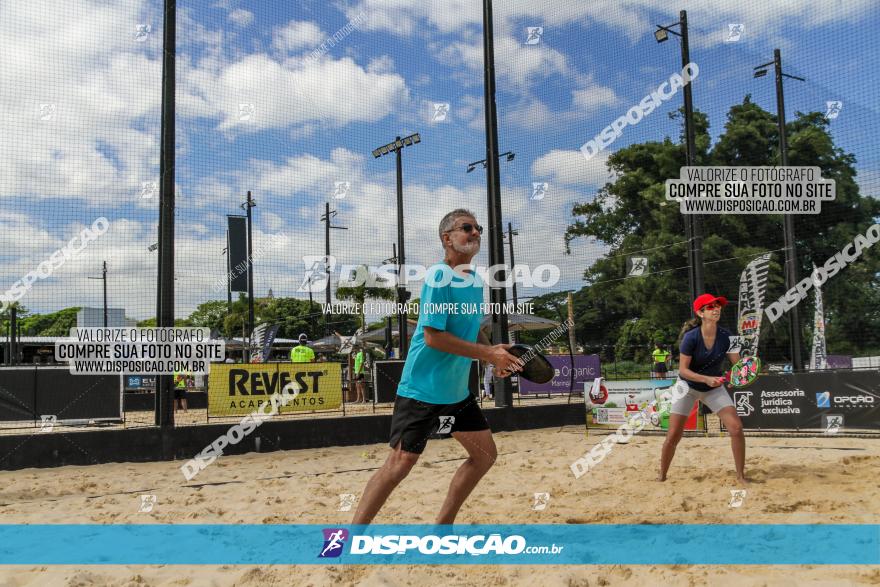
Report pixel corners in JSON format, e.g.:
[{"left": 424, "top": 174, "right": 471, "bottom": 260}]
[{"left": 658, "top": 293, "right": 747, "bottom": 484}]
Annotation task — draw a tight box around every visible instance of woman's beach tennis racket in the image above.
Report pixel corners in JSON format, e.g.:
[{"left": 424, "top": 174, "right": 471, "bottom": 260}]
[
  {"left": 721, "top": 355, "right": 761, "bottom": 388},
  {"left": 501, "top": 344, "right": 555, "bottom": 384}
]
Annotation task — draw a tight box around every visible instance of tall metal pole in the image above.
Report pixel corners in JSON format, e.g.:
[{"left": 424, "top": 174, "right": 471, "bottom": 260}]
[
  {"left": 245, "top": 190, "right": 255, "bottom": 361},
  {"left": 679, "top": 10, "right": 704, "bottom": 298},
  {"left": 506, "top": 223, "right": 518, "bottom": 307},
  {"left": 225, "top": 229, "right": 232, "bottom": 310},
  {"left": 9, "top": 306, "right": 17, "bottom": 365},
  {"left": 774, "top": 48, "right": 803, "bottom": 371},
  {"left": 395, "top": 139, "right": 409, "bottom": 359},
  {"left": 482, "top": 0, "right": 512, "bottom": 408},
  {"left": 155, "top": 0, "right": 176, "bottom": 428},
  {"left": 102, "top": 261, "right": 108, "bottom": 328},
  {"left": 324, "top": 202, "right": 332, "bottom": 334},
  {"left": 507, "top": 223, "right": 518, "bottom": 345}
]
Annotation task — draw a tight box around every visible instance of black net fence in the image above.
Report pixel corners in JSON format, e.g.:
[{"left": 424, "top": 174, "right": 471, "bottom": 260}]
[{"left": 0, "top": 1, "right": 878, "bottom": 434}]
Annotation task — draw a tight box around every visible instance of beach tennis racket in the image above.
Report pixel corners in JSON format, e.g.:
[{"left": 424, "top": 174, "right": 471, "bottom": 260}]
[
  {"left": 502, "top": 343, "right": 555, "bottom": 384},
  {"left": 721, "top": 355, "right": 761, "bottom": 388}
]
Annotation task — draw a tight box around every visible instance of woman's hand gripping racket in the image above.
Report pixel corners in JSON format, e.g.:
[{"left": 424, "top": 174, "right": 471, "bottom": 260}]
[{"left": 720, "top": 355, "right": 761, "bottom": 388}]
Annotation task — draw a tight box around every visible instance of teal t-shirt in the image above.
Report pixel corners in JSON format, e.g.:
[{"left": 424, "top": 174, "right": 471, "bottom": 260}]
[{"left": 397, "top": 263, "right": 484, "bottom": 404}]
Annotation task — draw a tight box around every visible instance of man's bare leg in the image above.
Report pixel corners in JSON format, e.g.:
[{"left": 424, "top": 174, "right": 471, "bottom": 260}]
[
  {"left": 351, "top": 443, "right": 420, "bottom": 525},
  {"left": 435, "top": 430, "right": 497, "bottom": 524}
]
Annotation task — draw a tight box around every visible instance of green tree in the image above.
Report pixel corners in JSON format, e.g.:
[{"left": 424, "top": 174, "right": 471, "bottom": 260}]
[
  {"left": 187, "top": 300, "right": 228, "bottom": 332},
  {"left": 336, "top": 265, "right": 397, "bottom": 332}
]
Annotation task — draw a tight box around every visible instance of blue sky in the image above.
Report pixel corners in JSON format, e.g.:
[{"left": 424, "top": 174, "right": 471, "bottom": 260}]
[{"left": 1, "top": 0, "right": 878, "bottom": 321}]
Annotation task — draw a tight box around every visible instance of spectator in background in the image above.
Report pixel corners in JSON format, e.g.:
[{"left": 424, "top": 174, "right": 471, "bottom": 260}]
[
  {"left": 482, "top": 362, "right": 494, "bottom": 399},
  {"left": 290, "top": 333, "right": 315, "bottom": 363},
  {"left": 173, "top": 370, "right": 189, "bottom": 412},
  {"left": 652, "top": 343, "right": 671, "bottom": 379},
  {"left": 354, "top": 347, "right": 366, "bottom": 403}
]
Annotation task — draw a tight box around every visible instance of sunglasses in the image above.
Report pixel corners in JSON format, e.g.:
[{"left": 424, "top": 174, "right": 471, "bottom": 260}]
[
  {"left": 446, "top": 223, "right": 483, "bottom": 235},
  {"left": 701, "top": 302, "right": 723, "bottom": 311}
]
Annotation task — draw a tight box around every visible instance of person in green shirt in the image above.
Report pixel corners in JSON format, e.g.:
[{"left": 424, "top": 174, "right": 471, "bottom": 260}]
[
  {"left": 353, "top": 347, "right": 366, "bottom": 403},
  {"left": 290, "top": 333, "right": 315, "bottom": 363},
  {"left": 652, "top": 344, "right": 671, "bottom": 379}
]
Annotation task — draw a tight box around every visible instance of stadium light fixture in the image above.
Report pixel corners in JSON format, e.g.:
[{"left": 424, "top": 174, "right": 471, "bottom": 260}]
[{"left": 372, "top": 132, "right": 422, "bottom": 358}]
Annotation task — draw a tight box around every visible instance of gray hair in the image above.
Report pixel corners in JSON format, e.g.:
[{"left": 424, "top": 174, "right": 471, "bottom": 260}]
[{"left": 438, "top": 209, "right": 477, "bottom": 242}]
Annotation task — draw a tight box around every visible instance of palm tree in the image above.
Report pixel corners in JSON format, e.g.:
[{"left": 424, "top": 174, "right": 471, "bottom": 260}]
[{"left": 335, "top": 265, "right": 397, "bottom": 333}]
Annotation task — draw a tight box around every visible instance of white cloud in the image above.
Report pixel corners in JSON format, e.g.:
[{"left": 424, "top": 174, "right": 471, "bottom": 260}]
[
  {"left": 272, "top": 20, "right": 325, "bottom": 53},
  {"left": 532, "top": 149, "right": 614, "bottom": 188},
  {"left": 433, "top": 30, "right": 569, "bottom": 91},
  {"left": 187, "top": 54, "right": 408, "bottom": 132},
  {"left": 346, "top": 0, "right": 873, "bottom": 45},
  {"left": 228, "top": 8, "right": 254, "bottom": 27},
  {"left": 572, "top": 84, "right": 619, "bottom": 114}
]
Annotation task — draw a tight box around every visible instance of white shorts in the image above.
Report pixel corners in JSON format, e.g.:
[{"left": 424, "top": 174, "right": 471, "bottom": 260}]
[{"left": 670, "top": 384, "right": 734, "bottom": 416}]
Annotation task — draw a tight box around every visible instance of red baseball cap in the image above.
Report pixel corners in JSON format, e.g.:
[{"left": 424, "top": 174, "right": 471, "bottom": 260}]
[{"left": 693, "top": 293, "right": 728, "bottom": 313}]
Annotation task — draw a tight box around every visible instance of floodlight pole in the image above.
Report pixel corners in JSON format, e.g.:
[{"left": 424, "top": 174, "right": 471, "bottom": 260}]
[
  {"left": 773, "top": 48, "right": 804, "bottom": 371},
  {"left": 482, "top": 0, "right": 513, "bottom": 408}
]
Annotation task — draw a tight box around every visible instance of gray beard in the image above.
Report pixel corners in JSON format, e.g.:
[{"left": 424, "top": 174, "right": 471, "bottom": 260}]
[{"left": 452, "top": 240, "right": 480, "bottom": 256}]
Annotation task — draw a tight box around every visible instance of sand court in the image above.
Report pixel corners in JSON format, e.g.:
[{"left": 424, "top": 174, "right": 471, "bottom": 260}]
[{"left": 0, "top": 427, "right": 877, "bottom": 585}]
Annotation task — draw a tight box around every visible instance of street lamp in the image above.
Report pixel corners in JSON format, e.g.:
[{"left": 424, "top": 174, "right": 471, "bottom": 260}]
[
  {"left": 240, "top": 191, "right": 256, "bottom": 359},
  {"left": 466, "top": 151, "right": 514, "bottom": 173},
  {"left": 654, "top": 10, "right": 704, "bottom": 302},
  {"left": 754, "top": 48, "right": 806, "bottom": 371},
  {"left": 87, "top": 261, "right": 108, "bottom": 327},
  {"left": 320, "top": 203, "right": 348, "bottom": 335},
  {"left": 373, "top": 132, "right": 421, "bottom": 359}
]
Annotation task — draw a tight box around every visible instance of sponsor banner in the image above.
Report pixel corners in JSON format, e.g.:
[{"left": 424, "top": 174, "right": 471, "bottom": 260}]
[
  {"left": 593, "top": 407, "right": 627, "bottom": 425},
  {"left": 733, "top": 370, "right": 880, "bottom": 430},
  {"left": 207, "top": 363, "right": 342, "bottom": 416},
  {"left": 853, "top": 356, "right": 880, "bottom": 369},
  {"left": 249, "top": 323, "right": 280, "bottom": 363},
  {"left": 736, "top": 253, "right": 771, "bottom": 357},
  {"left": 125, "top": 375, "right": 156, "bottom": 390},
  {"left": 519, "top": 355, "right": 600, "bottom": 394},
  {"left": 601, "top": 379, "right": 674, "bottom": 406},
  {"left": 227, "top": 215, "right": 248, "bottom": 293},
  {"left": 809, "top": 265, "right": 827, "bottom": 370},
  {"left": 0, "top": 524, "right": 876, "bottom": 565},
  {"left": 826, "top": 355, "right": 853, "bottom": 370}
]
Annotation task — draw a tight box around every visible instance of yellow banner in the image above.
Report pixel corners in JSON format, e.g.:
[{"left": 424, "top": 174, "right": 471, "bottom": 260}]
[{"left": 207, "top": 363, "right": 343, "bottom": 417}]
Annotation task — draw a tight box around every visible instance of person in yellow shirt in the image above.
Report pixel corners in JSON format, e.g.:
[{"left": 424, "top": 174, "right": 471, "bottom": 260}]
[
  {"left": 652, "top": 344, "right": 671, "bottom": 379},
  {"left": 353, "top": 347, "right": 366, "bottom": 403},
  {"left": 290, "top": 333, "right": 315, "bottom": 363},
  {"left": 173, "top": 370, "right": 190, "bottom": 412}
]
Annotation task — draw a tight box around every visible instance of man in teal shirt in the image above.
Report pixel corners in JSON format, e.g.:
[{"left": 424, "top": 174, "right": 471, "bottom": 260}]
[{"left": 352, "top": 209, "right": 522, "bottom": 525}]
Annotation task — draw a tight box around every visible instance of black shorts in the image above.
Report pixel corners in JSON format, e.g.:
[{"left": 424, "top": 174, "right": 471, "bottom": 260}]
[
  {"left": 355, "top": 373, "right": 365, "bottom": 381},
  {"left": 654, "top": 362, "right": 667, "bottom": 372},
  {"left": 174, "top": 387, "right": 187, "bottom": 399},
  {"left": 389, "top": 394, "right": 490, "bottom": 454}
]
